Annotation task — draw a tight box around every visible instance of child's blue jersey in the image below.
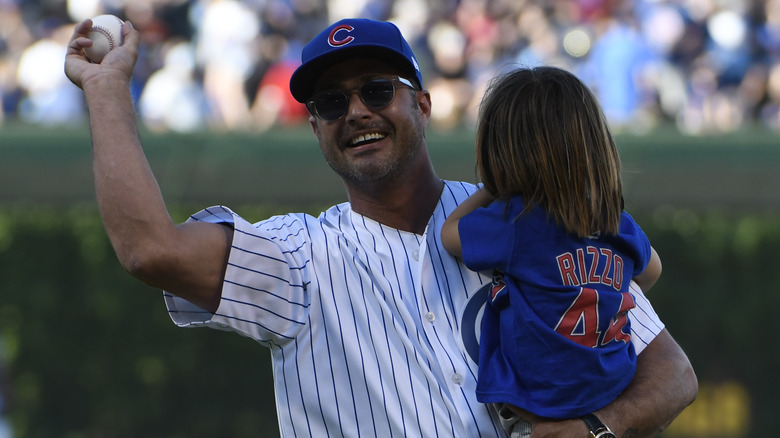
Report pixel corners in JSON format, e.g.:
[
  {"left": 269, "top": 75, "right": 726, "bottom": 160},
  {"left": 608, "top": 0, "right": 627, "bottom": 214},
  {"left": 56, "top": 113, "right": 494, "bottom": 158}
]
[{"left": 459, "top": 196, "right": 651, "bottom": 418}]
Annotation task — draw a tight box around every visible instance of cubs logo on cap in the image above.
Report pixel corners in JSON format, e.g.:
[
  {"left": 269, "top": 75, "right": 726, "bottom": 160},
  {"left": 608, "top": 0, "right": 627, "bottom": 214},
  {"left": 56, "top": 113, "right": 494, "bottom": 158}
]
[
  {"left": 289, "top": 18, "right": 423, "bottom": 103},
  {"left": 329, "top": 24, "right": 355, "bottom": 46}
]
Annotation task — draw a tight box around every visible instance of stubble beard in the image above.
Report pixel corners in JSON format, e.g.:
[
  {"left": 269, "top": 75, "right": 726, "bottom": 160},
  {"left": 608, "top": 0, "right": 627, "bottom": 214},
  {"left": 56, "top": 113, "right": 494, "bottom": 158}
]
[
  {"left": 326, "top": 149, "right": 403, "bottom": 183},
  {"left": 325, "top": 128, "right": 424, "bottom": 185}
]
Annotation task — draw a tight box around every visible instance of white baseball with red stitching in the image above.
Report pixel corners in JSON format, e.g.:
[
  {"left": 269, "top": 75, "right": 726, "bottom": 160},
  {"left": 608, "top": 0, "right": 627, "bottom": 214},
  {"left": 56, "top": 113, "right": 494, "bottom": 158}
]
[{"left": 85, "top": 15, "right": 124, "bottom": 63}]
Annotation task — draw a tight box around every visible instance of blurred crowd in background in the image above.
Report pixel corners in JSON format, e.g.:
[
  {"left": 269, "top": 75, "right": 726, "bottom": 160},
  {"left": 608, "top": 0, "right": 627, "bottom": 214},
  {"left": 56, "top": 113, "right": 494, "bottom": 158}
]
[{"left": 1, "top": 0, "right": 780, "bottom": 135}]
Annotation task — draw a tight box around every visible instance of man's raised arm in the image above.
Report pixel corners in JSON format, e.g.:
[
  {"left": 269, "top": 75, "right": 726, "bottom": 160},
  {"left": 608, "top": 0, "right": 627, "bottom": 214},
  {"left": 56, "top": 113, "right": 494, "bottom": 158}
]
[{"left": 65, "top": 19, "right": 231, "bottom": 313}]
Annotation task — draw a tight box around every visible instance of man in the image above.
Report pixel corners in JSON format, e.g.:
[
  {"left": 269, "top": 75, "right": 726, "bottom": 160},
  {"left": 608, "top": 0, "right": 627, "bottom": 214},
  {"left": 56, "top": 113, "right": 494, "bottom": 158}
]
[{"left": 65, "top": 17, "right": 696, "bottom": 438}]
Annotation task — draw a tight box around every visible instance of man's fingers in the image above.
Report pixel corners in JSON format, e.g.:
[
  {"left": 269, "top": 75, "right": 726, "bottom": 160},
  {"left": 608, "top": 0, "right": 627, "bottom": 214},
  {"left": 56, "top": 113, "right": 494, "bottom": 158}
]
[
  {"left": 120, "top": 21, "right": 137, "bottom": 49},
  {"left": 67, "top": 20, "right": 95, "bottom": 55},
  {"left": 68, "top": 36, "right": 92, "bottom": 52},
  {"left": 71, "top": 19, "right": 93, "bottom": 39}
]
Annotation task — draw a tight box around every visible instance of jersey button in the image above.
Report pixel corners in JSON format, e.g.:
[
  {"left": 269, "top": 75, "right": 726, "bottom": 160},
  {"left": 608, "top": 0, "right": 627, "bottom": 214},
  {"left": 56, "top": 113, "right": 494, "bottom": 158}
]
[
  {"left": 425, "top": 312, "right": 435, "bottom": 323},
  {"left": 451, "top": 373, "right": 463, "bottom": 385},
  {"left": 412, "top": 250, "right": 420, "bottom": 261}
]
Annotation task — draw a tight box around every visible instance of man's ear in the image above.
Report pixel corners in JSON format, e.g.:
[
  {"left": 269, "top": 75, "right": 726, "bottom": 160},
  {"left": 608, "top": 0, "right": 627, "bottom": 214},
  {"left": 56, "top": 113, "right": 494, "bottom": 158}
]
[
  {"left": 309, "top": 115, "right": 318, "bottom": 135},
  {"left": 417, "top": 90, "right": 432, "bottom": 122}
]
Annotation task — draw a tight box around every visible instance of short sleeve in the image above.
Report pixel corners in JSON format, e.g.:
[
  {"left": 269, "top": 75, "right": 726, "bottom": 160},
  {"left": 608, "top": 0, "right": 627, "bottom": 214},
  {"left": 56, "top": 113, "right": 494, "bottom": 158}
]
[
  {"left": 458, "top": 203, "right": 515, "bottom": 272},
  {"left": 164, "top": 206, "right": 310, "bottom": 346}
]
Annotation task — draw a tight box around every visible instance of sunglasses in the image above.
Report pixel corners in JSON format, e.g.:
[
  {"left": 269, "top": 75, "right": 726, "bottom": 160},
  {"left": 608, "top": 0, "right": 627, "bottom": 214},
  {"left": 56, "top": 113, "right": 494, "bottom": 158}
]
[{"left": 307, "top": 76, "right": 418, "bottom": 121}]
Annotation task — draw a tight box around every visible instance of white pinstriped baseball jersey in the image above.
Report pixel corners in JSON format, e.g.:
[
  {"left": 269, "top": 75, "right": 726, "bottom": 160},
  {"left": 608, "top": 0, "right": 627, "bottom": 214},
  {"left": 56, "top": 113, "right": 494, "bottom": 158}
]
[{"left": 164, "top": 180, "right": 664, "bottom": 437}]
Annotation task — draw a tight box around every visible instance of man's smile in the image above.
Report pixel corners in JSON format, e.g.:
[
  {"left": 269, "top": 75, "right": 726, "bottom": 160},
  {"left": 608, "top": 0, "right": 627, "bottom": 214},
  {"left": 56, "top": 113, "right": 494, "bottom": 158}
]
[{"left": 350, "top": 132, "right": 387, "bottom": 147}]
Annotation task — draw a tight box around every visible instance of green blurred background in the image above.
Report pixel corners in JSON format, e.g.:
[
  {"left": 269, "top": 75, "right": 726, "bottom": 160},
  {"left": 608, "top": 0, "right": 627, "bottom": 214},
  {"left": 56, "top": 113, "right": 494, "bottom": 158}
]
[{"left": 1, "top": 124, "right": 776, "bottom": 437}]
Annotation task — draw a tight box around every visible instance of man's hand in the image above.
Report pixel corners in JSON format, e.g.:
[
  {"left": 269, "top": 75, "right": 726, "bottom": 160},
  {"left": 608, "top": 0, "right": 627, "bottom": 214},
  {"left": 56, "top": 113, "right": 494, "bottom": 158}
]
[
  {"left": 65, "top": 18, "right": 139, "bottom": 90},
  {"left": 529, "top": 329, "right": 697, "bottom": 438}
]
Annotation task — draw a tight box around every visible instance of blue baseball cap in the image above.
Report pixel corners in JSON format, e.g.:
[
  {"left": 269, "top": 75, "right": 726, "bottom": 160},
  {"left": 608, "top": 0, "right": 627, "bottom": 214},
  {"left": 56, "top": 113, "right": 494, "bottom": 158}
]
[{"left": 289, "top": 18, "right": 423, "bottom": 103}]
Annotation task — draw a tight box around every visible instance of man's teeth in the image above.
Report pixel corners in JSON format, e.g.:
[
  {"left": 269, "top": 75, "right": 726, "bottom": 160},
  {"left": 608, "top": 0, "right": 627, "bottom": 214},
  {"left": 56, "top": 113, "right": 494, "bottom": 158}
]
[{"left": 352, "top": 133, "right": 385, "bottom": 145}]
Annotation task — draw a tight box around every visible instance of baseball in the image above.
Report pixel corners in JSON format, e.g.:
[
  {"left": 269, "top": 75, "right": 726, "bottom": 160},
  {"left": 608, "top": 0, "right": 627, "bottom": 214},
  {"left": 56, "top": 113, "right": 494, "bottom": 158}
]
[{"left": 84, "top": 14, "right": 124, "bottom": 63}]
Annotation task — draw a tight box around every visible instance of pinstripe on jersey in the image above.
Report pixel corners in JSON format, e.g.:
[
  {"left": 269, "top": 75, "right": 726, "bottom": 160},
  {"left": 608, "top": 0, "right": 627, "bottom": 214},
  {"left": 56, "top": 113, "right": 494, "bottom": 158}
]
[{"left": 164, "top": 180, "right": 664, "bottom": 437}]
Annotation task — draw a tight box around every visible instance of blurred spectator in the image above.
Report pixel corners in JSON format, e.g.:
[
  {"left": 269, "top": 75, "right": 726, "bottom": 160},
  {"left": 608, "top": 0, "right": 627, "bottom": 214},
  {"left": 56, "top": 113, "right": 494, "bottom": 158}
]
[
  {"left": 15, "top": 22, "right": 85, "bottom": 126},
  {"left": 193, "top": 0, "right": 261, "bottom": 130},
  {"left": 2, "top": 0, "right": 780, "bottom": 135},
  {"left": 138, "top": 40, "right": 209, "bottom": 132},
  {"left": 249, "top": 59, "right": 308, "bottom": 131},
  {"left": 582, "top": 13, "right": 652, "bottom": 130}
]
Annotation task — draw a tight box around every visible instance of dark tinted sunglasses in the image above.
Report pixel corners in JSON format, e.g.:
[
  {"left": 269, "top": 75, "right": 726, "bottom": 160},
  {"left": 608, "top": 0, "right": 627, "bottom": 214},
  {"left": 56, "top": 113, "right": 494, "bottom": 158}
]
[{"left": 307, "top": 77, "right": 418, "bottom": 121}]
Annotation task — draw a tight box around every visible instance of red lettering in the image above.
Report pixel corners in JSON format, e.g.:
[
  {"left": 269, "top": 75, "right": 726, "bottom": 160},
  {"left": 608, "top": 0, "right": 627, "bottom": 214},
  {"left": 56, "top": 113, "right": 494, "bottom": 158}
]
[
  {"left": 599, "top": 248, "right": 613, "bottom": 287},
  {"left": 557, "top": 247, "right": 625, "bottom": 292},
  {"left": 557, "top": 253, "right": 579, "bottom": 286},
  {"left": 587, "top": 246, "right": 601, "bottom": 283},
  {"left": 601, "top": 292, "right": 635, "bottom": 345},
  {"left": 555, "top": 288, "right": 600, "bottom": 347},
  {"left": 613, "top": 255, "right": 624, "bottom": 290},
  {"left": 576, "top": 248, "right": 587, "bottom": 285}
]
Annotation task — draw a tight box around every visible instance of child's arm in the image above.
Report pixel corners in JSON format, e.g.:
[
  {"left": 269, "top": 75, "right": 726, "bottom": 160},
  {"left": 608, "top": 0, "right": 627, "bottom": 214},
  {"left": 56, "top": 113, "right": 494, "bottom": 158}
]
[
  {"left": 441, "top": 187, "right": 495, "bottom": 258},
  {"left": 633, "top": 246, "right": 662, "bottom": 292}
]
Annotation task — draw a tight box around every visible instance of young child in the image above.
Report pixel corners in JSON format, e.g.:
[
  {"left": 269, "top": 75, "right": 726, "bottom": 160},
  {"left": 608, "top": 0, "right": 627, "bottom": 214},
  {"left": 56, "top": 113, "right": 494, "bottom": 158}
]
[{"left": 441, "top": 66, "right": 662, "bottom": 436}]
